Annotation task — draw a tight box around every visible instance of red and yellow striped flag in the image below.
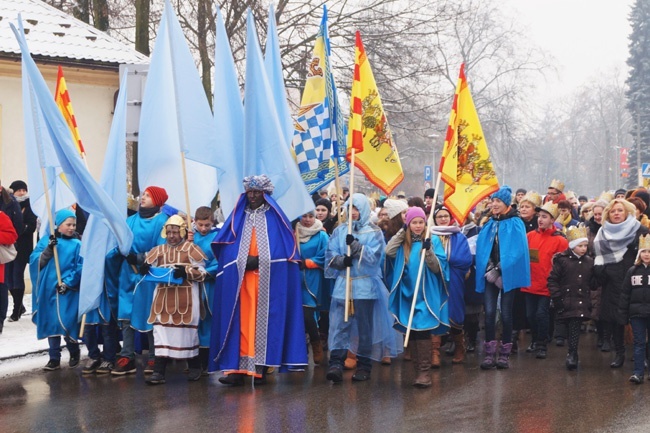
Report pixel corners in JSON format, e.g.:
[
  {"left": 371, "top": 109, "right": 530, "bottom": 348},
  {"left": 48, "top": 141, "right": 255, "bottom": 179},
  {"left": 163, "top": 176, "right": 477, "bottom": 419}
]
[
  {"left": 439, "top": 64, "right": 499, "bottom": 223},
  {"left": 55, "top": 65, "right": 85, "bottom": 156},
  {"left": 347, "top": 31, "right": 403, "bottom": 195}
]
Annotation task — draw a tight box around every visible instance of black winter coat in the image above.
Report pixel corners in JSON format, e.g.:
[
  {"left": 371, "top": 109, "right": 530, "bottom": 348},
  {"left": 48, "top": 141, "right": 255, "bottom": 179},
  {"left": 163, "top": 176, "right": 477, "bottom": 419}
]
[
  {"left": 597, "top": 225, "right": 649, "bottom": 324},
  {"left": 547, "top": 249, "right": 597, "bottom": 320},
  {"left": 618, "top": 264, "right": 650, "bottom": 323},
  {"left": 15, "top": 198, "right": 37, "bottom": 262}
]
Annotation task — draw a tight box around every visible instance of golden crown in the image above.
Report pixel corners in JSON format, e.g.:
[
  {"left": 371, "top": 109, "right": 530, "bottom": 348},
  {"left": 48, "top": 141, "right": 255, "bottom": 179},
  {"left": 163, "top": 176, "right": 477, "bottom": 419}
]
[
  {"left": 549, "top": 179, "right": 565, "bottom": 192},
  {"left": 566, "top": 226, "right": 588, "bottom": 243},
  {"left": 639, "top": 234, "right": 650, "bottom": 251},
  {"left": 537, "top": 201, "right": 559, "bottom": 219},
  {"left": 520, "top": 191, "right": 542, "bottom": 207},
  {"left": 599, "top": 191, "right": 614, "bottom": 203}
]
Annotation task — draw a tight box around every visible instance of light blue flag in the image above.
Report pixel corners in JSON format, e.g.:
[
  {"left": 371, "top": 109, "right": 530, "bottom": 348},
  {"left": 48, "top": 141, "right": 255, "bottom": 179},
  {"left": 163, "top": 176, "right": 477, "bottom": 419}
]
[
  {"left": 11, "top": 17, "right": 133, "bottom": 255},
  {"left": 264, "top": 4, "right": 294, "bottom": 148},
  {"left": 213, "top": 6, "right": 244, "bottom": 217},
  {"left": 138, "top": 0, "right": 218, "bottom": 214},
  {"left": 244, "top": 10, "right": 314, "bottom": 220},
  {"left": 291, "top": 6, "right": 349, "bottom": 194},
  {"left": 78, "top": 70, "right": 130, "bottom": 319}
]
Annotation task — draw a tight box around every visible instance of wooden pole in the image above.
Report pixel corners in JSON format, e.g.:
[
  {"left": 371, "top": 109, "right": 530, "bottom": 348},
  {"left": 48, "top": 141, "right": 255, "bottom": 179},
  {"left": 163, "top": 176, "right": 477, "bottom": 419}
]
[
  {"left": 179, "top": 151, "right": 193, "bottom": 230},
  {"left": 403, "top": 172, "right": 443, "bottom": 347},
  {"left": 344, "top": 149, "right": 356, "bottom": 322},
  {"left": 40, "top": 168, "right": 63, "bottom": 286}
]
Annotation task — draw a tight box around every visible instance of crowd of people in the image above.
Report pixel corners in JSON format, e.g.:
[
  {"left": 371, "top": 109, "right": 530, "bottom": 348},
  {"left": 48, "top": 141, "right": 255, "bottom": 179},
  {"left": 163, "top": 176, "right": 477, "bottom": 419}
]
[{"left": 2, "top": 175, "right": 650, "bottom": 387}]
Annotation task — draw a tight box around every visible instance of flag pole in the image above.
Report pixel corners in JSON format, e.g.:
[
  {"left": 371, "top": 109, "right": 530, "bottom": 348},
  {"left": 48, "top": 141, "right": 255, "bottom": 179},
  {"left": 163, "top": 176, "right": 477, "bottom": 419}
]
[
  {"left": 344, "top": 148, "right": 356, "bottom": 322},
  {"left": 40, "top": 168, "right": 63, "bottom": 286}
]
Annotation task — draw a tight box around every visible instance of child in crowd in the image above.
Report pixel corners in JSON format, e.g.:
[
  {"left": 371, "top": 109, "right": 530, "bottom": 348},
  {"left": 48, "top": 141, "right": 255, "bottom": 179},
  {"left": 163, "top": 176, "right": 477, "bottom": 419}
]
[
  {"left": 386, "top": 206, "right": 449, "bottom": 387},
  {"left": 619, "top": 234, "right": 650, "bottom": 384},
  {"left": 296, "top": 211, "right": 329, "bottom": 365},
  {"left": 192, "top": 206, "right": 219, "bottom": 374},
  {"left": 548, "top": 226, "right": 596, "bottom": 370},
  {"left": 30, "top": 209, "right": 82, "bottom": 370}
]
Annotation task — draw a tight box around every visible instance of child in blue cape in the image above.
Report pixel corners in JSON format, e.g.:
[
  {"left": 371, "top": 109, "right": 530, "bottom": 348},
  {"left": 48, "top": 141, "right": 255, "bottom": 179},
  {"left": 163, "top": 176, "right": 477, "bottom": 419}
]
[{"left": 30, "top": 209, "right": 83, "bottom": 370}]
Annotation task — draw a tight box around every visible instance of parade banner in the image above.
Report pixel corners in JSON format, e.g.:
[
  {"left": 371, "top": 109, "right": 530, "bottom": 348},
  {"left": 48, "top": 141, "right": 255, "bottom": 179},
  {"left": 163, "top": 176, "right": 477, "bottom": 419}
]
[
  {"left": 347, "top": 31, "right": 403, "bottom": 195},
  {"left": 213, "top": 6, "right": 245, "bottom": 217},
  {"left": 439, "top": 64, "right": 499, "bottom": 223},
  {"left": 242, "top": 10, "right": 313, "bottom": 220},
  {"left": 292, "top": 6, "right": 349, "bottom": 194},
  {"left": 11, "top": 17, "right": 132, "bottom": 255}
]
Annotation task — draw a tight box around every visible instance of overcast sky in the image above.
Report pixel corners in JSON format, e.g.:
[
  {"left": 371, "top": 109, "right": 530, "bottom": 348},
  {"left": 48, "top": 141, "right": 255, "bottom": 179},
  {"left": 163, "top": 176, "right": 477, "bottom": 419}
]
[{"left": 502, "top": 0, "right": 634, "bottom": 102}]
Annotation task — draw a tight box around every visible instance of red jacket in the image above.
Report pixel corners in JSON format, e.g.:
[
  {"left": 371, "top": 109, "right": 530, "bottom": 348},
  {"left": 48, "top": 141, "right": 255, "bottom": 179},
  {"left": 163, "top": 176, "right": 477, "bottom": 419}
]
[
  {"left": 0, "top": 211, "right": 18, "bottom": 283},
  {"left": 522, "top": 226, "right": 568, "bottom": 297}
]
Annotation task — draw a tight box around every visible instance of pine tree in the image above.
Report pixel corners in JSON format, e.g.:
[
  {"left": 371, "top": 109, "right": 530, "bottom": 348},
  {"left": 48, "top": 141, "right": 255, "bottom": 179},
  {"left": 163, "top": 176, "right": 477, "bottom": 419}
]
[{"left": 626, "top": 0, "right": 650, "bottom": 186}]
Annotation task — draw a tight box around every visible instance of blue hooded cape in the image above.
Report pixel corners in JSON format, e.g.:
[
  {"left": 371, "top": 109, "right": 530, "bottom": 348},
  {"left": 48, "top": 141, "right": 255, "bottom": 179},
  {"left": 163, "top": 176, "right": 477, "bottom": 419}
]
[
  {"left": 389, "top": 235, "right": 450, "bottom": 335},
  {"left": 475, "top": 211, "right": 531, "bottom": 293},
  {"left": 208, "top": 193, "right": 307, "bottom": 373}
]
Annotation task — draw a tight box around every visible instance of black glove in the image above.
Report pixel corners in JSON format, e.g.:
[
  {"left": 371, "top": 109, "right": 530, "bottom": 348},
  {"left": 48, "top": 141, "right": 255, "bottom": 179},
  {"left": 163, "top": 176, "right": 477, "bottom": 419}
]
[
  {"left": 298, "top": 260, "right": 306, "bottom": 270},
  {"left": 173, "top": 264, "right": 187, "bottom": 280},
  {"left": 56, "top": 282, "right": 70, "bottom": 295},
  {"left": 47, "top": 235, "right": 58, "bottom": 249},
  {"left": 125, "top": 253, "right": 138, "bottom": 266},
  {"left": 139, "top": 262, "right": 151, "bottom": 276},
  {"left": 422, "top": 238, "right": 432, "bottom": 251},
  {"left": 343, "top": 255, "right": 353, "bottom": 267},
  {"left": 346, "top": 234, "right": 356, "bottom": 246},
  {"left": 349, "top": 240, "right": 362, "bottom": 257},
  {"left": 246, "top": 255, "right": 259, "bottom": 271}
]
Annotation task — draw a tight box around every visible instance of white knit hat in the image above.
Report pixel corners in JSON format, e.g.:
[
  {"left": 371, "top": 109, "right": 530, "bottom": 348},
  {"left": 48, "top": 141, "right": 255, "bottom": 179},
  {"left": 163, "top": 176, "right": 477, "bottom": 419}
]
[{"left": 383, "top": 199, "right": 408, "bottom": 219}]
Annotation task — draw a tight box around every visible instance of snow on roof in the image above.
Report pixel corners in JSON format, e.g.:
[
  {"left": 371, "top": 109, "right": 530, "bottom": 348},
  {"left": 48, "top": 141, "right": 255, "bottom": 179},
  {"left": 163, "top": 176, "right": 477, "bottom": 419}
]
[{"left": 0, "top": 0, "right": 148, "bottom": 67}]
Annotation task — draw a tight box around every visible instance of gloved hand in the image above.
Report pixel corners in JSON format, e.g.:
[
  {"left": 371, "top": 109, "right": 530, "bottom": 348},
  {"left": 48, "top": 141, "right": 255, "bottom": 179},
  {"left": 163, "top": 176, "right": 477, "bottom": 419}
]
[
  {"left": 139, "top": 262, "right": 151, "bottom": 276},
  {"left": 47, "top": 235, "right": 58, "bottom": 249},
  {"left": 422, "top": 238, "right": 432, "bottom": 251},
  {"left": 56, "top": 282, "right": 70, "bottom": 295},
  {"left": 346, "top": 234, "right": 356, "bottom": 246},
  {"left": 246, "top": 255, "right": 259, "bottom": 271},
  {"left": 173, "top": 264, "right": 188, "bottom": 280},
  {"left": 125, "top": 253, "right": 138, "bottom": 266},
  {"left": 349, "top": 240, "right": 362, "bottom": 257},
  {"left": 298, "top": 260, "right": 306, "bottom": 271},
  {"left": 343, "top": 255, "right": 353, "bottom": 267}
]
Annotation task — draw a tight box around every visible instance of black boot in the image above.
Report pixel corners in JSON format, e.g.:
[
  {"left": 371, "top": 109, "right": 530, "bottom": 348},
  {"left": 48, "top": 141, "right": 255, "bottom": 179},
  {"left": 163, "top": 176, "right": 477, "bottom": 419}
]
[
  {"left": 218, "top": 373, "right": 245, "bottom": 386},
  {"left": 199, "top": 348, "right": 209, "bottom": 376},
  {"left": 511, "top": 331, "right": 519, "bottom": 354},
  {"left": 187, "top": 356, "right": 202, "bottom": 381},
  {"left": 145, "top": 357, "right": 167, "bottom": 385},
  {"left": 610, "top": 353, "right": 625, "bottom": 368},
  {"left": 566, "top": 352, "right": 578, "bottom": 370}
]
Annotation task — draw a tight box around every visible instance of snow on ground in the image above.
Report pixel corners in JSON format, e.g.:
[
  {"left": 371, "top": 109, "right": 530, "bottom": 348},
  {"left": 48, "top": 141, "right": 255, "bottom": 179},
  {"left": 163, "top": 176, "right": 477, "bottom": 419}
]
[{"left": 0, "top": 297, "right": 88, "bottom": 378}]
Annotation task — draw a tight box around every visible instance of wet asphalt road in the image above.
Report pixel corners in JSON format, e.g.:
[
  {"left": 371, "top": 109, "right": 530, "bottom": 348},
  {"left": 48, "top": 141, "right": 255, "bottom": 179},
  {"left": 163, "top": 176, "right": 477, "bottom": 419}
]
[{"left": 2, "top": 333, "right": 650, "bottom": 433}]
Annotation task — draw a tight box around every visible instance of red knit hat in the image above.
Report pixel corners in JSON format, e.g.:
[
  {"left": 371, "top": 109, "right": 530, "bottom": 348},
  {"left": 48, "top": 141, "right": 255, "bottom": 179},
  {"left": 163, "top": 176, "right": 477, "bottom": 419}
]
[{"left": 144, "top": 186, "right": 168, "bottom": 207}]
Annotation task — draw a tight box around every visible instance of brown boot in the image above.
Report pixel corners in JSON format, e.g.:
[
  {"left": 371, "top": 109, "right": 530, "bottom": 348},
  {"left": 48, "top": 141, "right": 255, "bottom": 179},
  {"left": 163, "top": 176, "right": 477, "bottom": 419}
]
[
  {"left": 344, "top": 352, "right": 357, "bottom": 370},
  {"left": 452, "top": 331, "right": 466, "bottom": 364},
  {"left": 431, "top": 335, "right": 441, "bottom": 368},
  {"left": 414, "top": 339, "right": 432, "bottom": 388},
  {"left": 311, "top": 340, "right": 324, "bottom": 365}
]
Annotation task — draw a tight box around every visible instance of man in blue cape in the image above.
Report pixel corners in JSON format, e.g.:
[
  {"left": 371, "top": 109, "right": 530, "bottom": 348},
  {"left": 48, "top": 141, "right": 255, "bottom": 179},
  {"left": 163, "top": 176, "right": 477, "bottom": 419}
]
[{"left": 209, "top": 175, "right": 307, "bottom": 386}]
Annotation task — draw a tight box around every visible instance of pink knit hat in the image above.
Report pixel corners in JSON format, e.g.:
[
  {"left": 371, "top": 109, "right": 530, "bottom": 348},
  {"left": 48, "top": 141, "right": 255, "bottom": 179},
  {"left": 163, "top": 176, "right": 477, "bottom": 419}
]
[{"left": 405, "top": 207, "right": 426, "bottom": 226}]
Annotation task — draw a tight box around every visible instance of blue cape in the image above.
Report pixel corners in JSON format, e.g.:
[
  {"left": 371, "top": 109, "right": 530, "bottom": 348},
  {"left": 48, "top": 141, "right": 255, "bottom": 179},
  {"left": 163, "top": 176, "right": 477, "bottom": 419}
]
[{"left": 209, "top": 193, "right": 307, "bottom": 372}]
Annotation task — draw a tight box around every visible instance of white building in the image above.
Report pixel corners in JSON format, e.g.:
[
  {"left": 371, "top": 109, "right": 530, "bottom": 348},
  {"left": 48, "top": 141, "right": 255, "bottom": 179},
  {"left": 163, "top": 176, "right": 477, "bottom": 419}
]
[{"left": 0, "top": 0, "right": 147, "bottom": 185}]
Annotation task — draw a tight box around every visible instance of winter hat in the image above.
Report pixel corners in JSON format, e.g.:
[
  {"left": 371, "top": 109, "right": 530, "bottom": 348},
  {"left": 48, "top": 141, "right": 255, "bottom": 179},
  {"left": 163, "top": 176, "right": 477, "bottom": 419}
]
[
  {"left": 424, "top": 188, "right": 436, "bottom": 199},
  {"left": 630, "top": 188, "right": 650, "bottom": 209},
  {"left": 405, "top": 206, "right": 426, "bottom": 226},
  {"left": 491, "top": 185, "right": 512, "bottom": 207},
  {"left": 383, "top": 199, "right": 408, "bottom": 220},
  {"left": 614, "top": 188, "right": 627, "bottom": 197},
  {"left": 515, "top": 188, "right": 527, "bottom": 195},
  {"left": 55, "top": 209, "right": 76, "bottom": 227},
  {"left": 578, "top": 195, "right": 588, "bottom": 202},
  {"left": 566, "top": 226, "right": 588, "bottom": 250},
  {"left": 315, "top": 198, "right": 332, "bottom": 213},
  {"left": 9, "top": 180, "right": 27, "bottom": 192},
  {"left": 144, "top": 186, "right": 168, "bottom": 207}
]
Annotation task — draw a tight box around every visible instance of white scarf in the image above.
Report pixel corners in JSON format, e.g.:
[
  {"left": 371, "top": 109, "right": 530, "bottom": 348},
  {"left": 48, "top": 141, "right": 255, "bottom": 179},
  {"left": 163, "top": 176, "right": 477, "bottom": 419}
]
[
  {"left": 297, "top": 219, "right": 324, "bottom": 243},
  {"left": 594, "top": 214, "right": 641, "bottom": 265}
]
